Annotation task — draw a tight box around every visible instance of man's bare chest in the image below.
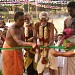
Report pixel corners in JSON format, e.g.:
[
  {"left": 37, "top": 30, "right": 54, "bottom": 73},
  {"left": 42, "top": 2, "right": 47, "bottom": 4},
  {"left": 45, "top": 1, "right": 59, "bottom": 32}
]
[{"left": 16, "top": 29, "right": 22, "bottom": 38}]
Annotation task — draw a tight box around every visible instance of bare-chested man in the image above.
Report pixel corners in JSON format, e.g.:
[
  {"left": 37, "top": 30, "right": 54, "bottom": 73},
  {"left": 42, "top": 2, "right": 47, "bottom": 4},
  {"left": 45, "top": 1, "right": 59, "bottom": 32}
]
[
  {"left": 2, "top": 11, "right": 36, "bottom": 75},
  {"left": 51, "top": 1, "right": 75, "bottom": 75}
]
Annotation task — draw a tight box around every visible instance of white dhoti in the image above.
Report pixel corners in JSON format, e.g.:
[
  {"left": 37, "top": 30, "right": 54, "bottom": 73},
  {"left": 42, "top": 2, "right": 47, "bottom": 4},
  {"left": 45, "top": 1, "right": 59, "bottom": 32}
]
[
  {"left": 37, "top": 49, "right": 57, "bottom": 74},
  {"left": 63, "top": 35, "right": 75, "bottom": 75},
  {"left": 63, "top": 57, "right": 75, "bottom": 75}
]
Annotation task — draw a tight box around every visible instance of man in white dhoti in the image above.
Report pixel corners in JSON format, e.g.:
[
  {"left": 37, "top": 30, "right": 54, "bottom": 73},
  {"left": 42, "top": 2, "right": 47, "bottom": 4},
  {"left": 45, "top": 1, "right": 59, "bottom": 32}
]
[
  {"left": 51, "top": 1, "right": 75, "bottom": 75},
  {"left": 55, "top": 34, "right": 65, "bottom": 75},
  {"left": 51, "top": 35, "right": 75, "bottom": 75},
  {"left": 34, "top": 11, "right": 57, "bottom": 75}
]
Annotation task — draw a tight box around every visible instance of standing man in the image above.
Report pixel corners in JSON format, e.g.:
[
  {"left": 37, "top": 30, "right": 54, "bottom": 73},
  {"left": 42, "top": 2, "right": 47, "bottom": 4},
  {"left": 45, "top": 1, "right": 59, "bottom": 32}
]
[
  {"left": 61, "top": 1, "right": 75, "bottom": 75},
  {"left": 51, "top": 1, "right": 75, "bottom": 75},
  {"left": 34, "top": 11, "right": 57, "bottom": 75},
  {"left": 55, "top": 34, "right": 65, "bottom": 75},
  {"left": 2, "top": 11, "right": 36, "bottom": 75},
  {"left": 24, "top": 13, "right": 38, "bottom": 75}
]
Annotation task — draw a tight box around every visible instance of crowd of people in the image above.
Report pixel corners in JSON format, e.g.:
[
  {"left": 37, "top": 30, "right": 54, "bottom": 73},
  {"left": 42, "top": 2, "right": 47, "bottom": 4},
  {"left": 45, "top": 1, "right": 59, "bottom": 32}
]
[{"left": 0, "top": 1, "right": 75, "bottom": 75}]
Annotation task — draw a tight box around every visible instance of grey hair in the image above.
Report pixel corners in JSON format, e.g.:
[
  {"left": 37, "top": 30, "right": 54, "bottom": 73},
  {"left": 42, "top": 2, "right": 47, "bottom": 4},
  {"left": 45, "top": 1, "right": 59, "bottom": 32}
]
[{"left": 39, "top": 11, "right": 49, "bottom": 20}]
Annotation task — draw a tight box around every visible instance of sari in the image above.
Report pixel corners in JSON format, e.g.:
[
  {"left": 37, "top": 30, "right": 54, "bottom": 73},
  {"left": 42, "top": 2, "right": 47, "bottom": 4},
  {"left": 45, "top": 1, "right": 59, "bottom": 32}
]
[{"left": 2, "top": 41, "right": 24, "bottom": 75}]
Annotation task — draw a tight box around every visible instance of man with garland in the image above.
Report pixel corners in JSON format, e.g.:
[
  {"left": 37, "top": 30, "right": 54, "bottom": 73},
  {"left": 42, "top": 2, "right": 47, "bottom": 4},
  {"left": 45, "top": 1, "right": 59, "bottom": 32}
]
[
  {"left": 34, "top": 11, "right": 57, "bottom": 75},
  {"left": 24, "top": 13, "right": 38, "bottom": 75}
]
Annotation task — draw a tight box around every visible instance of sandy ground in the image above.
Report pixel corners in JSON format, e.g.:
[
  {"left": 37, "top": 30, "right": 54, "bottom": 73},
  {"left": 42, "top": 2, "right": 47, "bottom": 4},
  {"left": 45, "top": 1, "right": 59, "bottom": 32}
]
[{"left": 51, "top": 16, "right": 67, "bottom": 34}]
